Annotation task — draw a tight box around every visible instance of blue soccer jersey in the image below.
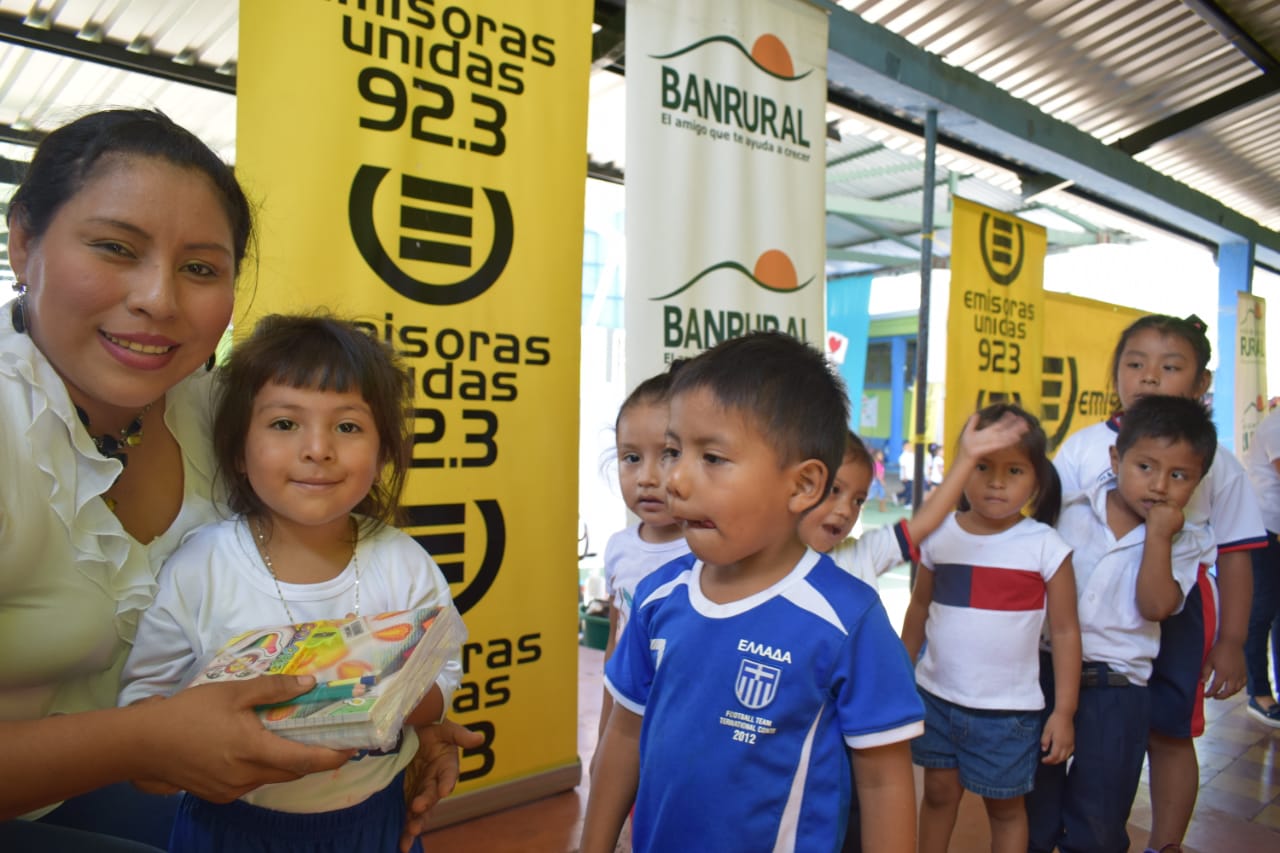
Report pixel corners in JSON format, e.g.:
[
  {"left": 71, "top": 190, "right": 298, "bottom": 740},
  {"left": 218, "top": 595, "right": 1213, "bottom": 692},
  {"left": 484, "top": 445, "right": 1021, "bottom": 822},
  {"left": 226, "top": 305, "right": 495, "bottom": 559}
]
[{"left": 605, "top": 549, "right": 924, "bottom": 853}]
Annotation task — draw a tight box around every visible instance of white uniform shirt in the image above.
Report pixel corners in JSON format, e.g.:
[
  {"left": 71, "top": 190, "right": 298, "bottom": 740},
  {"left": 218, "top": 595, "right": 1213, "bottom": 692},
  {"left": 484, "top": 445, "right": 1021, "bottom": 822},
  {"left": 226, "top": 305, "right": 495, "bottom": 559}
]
[
  {"left": 1244, "top": 408, "right": 1280, "bottom": 534},
  {"left": 0, "top": 306, "right": 222, "bottom": 724},
  {"left": 603, "top": 524, "right": 689, "bottom": 640},
  {"left": 1056, "top": 476, "right": 1216, "bottom": 685},
  {"left": 827, "top": 520, "right": 915, "bottom": 590},
  {"left": 916, "top": 515, "right": 1072, "bottom": 710},
  {"left": 1055, "top": 418, "right": 1264, "bottom": 555},
  {"left": 121, "top": 517, "right": 462, "bottom": 814}
]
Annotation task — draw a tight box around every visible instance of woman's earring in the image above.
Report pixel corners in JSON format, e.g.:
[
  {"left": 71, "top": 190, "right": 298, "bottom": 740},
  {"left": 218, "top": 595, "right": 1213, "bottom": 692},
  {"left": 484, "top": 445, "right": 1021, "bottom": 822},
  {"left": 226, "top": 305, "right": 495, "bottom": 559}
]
[
  {"left": 10, "top": 284, "right": 27, "bottom": 334},
  {"left": 205, "top": 353, "right": 216, "bottom": 372}
]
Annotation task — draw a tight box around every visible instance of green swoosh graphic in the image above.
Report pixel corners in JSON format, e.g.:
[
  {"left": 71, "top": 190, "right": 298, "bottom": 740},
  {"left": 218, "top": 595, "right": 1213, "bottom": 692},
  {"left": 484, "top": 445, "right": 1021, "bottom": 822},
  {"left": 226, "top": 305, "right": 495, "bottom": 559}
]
[
  {"left": 650, "top": 260, "right": 815, "bottom": 300},
  {"left": 650, "top": 35, "right": 812, "bottom": 82}
]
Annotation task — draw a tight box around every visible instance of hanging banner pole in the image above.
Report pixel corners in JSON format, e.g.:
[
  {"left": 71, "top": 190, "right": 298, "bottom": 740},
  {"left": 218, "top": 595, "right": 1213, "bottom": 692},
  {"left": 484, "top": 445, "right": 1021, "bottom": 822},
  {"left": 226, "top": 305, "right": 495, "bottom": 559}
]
[{"left": 237, "top": 0, "right": 593, "bottom": 822}]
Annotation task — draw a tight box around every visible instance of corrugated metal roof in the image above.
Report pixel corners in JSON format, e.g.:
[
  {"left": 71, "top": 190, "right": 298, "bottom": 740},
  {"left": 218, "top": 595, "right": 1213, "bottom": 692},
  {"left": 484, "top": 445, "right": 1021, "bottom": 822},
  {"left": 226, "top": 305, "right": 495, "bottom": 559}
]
[
  {"left": 837, "top": 0, "right": 1280, "bottom": 231},
  {"left": 0, "top": 0, "right": 1274, "bottom": 279}
]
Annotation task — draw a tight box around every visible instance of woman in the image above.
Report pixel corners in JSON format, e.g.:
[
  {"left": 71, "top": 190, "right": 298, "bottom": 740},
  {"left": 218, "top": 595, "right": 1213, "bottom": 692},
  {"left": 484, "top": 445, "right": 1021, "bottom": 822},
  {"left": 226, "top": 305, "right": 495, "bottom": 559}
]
[{"left": 0, "top": 109, "right": 475, "bottom": 852}]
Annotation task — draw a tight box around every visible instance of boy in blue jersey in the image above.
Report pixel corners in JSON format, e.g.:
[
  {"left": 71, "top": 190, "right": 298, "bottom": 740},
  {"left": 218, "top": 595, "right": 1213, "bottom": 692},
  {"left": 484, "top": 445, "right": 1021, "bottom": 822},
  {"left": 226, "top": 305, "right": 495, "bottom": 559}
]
[{"left": 581, "top": 332, "right": 923, "bottom": 853}]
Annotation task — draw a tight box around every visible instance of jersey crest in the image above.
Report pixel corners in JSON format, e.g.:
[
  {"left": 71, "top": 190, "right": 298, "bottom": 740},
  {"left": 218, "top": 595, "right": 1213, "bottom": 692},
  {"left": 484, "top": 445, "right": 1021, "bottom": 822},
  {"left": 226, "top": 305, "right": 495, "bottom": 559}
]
[{"left": 736, "top": 658, "right": 781, "bottom": 709}]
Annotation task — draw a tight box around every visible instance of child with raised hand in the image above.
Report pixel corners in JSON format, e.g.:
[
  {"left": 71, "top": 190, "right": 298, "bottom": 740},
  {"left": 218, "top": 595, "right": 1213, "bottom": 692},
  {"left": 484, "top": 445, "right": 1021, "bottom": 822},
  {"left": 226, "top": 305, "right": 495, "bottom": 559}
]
[
  {"left": 1052, "top": 314, "right": 1266, "bottom": 852},
  {"left": 798, "top": 413, "right": 1030, "bottom": 853},
  {"left": 900, "top": 404, "right": 1081, "bottom": 853},
  {"left": 593, "top": 364, "right": 689, "bottom": 768},
  {"left": 120, "top": 314, "right": 463, "bottom": 853},
  {"left": 1027, "top": 395, "right": 1219, "bottom": 853},
  {"left": 582, "top": 331, "right": 923, "bottom": 853},
  {"left": 800, "top": 414, "right": 1029, "bottom": 592}
]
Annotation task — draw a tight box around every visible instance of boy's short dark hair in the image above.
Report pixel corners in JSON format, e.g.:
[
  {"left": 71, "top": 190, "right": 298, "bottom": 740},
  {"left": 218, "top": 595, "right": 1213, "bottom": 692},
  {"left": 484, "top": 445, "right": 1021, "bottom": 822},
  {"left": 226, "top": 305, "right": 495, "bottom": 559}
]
[
  {"left": 669, "top": 331, "right": 849, "bottom": 490},
  {"left": 1115, "top": 395, "right": 1217, "bottom": 477},
  {"left": 844, "top": 430, "right": 873, "bottom": 472}
]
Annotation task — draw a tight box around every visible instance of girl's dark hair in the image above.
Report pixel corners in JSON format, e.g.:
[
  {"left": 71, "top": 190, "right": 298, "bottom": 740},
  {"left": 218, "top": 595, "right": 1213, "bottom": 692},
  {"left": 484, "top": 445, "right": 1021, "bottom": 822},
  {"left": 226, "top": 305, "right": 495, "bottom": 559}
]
[
  {"left": 1109, "top": 314, "right": 1212, "bottom": 409},
  {"left": 957, "top": 403, "right": 1062, "bottom": 525},
  {"left": 615, "top": 358, "right": 687, "bottom": 430},
  {"left": 602, "top": 360, "right": 688, "bottom": 476},
  {"left": 8, "top": 108, "right": 254, "bottom": 274},
  {"left": 213, "top": 313, "right": 413, "bottom": 534}
]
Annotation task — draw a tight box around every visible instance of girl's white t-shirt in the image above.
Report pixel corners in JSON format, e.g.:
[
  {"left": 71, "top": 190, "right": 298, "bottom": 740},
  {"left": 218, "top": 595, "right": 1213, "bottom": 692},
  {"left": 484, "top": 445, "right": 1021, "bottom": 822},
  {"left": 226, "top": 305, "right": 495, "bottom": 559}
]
[
  {"left": 604, "top": 524, "right": 688, "bottom": 640},
  {"left": 916, "top": 514, "right": 1072, "bottom": 710}
]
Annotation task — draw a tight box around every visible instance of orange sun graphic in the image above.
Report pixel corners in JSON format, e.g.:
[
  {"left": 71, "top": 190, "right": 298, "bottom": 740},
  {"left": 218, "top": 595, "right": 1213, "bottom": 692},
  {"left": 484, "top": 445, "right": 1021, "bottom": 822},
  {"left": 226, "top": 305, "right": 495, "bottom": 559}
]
[
  {"left": 751, "top": 34, "right": 794, "bottom": 78},
  {"left": 754, "top": 250, "right": 798, "bottom": 290}
]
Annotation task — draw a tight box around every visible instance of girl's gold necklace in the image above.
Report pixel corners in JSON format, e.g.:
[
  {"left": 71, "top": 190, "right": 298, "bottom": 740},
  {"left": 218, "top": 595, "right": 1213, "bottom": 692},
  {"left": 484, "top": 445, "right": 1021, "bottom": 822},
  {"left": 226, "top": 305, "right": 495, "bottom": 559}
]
[{"left": 251, "top": 517, "right": 360, "bottom": 624}]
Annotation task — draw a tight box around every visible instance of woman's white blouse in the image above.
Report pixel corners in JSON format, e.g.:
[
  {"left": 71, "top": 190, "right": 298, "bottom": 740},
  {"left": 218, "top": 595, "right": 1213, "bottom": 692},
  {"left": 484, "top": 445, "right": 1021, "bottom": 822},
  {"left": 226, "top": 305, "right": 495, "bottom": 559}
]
[{"left": 0, "top": 305, "right": 223, "bottom": 721}]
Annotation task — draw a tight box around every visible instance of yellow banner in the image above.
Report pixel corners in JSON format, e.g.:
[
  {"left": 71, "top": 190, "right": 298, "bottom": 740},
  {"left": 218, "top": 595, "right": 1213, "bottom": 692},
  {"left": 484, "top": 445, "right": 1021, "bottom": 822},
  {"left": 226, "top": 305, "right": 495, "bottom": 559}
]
[
  {"left": 1041, "top": 292, "right": 1144, "bottom": 453},
  {"left": 238, "top": 0, "right": 591, "bottom": 812},
  {"left": 945, "top": 197, "right": 1046, "bottom": 454}
]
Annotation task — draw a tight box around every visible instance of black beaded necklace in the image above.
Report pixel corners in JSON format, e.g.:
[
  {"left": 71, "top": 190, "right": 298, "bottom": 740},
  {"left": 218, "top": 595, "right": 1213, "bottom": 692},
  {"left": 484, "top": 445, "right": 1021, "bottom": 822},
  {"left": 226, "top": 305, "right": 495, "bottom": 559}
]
[{"left": 75, "top": 403, "right": 152, "bottom": 468}]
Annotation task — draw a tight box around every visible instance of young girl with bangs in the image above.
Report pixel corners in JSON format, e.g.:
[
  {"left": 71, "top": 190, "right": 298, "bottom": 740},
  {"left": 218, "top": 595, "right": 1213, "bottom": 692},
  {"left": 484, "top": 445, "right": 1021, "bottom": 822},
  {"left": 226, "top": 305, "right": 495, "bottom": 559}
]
[
  {"left": 902, "top": 404, "right": 1081, "bottom": 853},
  {"left": 120, "top": 314, "right": 463, "bottom": 853}
]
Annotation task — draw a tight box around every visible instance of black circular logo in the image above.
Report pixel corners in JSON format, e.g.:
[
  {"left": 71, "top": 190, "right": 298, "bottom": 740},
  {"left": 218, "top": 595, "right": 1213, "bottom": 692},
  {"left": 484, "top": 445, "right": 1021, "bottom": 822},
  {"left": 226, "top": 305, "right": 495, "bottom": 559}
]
[
  {"left": 406, "top": 498, "right": 505, "bottom": 616},
  {"left": 349, "top": 165, "right": 514, "bottom": 305},
  {"left": 979, "top": 212, "right": 1026, "bottom": 286}
]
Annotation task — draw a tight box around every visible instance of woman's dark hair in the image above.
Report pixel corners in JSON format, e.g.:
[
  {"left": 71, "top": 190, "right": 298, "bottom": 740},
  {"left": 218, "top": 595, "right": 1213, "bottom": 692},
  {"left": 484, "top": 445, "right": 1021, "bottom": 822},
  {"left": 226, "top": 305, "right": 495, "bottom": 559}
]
[
  {"left": 957, "top": 403, "right": 1062, "bottom": 525},
  {"left": 1108, "top": 314, "right": 1212, "bottom": 410},
  {"left": 8, "top": 108, "right": 254, "bottom": 274},
  {"left": 213, "top": 313, "right": 413, "bottom": 534}
]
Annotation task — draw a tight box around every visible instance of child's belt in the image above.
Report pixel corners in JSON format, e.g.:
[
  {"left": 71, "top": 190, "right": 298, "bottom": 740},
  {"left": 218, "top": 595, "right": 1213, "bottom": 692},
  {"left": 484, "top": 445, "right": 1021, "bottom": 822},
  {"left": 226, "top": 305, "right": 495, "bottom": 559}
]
[{"left": 1080, "top": 664, "right": 1132, "bottom": 688}]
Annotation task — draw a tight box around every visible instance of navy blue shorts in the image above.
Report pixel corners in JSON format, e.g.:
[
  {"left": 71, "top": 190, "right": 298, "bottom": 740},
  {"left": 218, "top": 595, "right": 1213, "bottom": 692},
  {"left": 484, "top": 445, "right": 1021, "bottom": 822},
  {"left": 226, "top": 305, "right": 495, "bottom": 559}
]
[
  {"left": 1149, "top": 565, "right": 1216, "bottom": 738},
  {"left": 169, "top": 771, "right": 421, "bottom": 853},
  {"left": 1027, "top": 656, "right": 1150, "bottom": 853},
  {"left": 910, "top": 688, "right": 1041, "bottom": 798}
]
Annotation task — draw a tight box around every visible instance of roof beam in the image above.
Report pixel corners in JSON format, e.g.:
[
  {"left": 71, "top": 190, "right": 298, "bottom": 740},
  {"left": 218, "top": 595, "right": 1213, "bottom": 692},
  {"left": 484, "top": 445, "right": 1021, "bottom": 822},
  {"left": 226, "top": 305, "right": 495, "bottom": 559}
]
[
  {"left": 827, "top": 248, "right": 920, "bottom": 267},
  {"left": 591, "top": 8, "right": 626, "bottom": 73},
  {"left": 0, "top": 12, "right": 234, "bottom": 94},
  {"left": 1180, "top": 0, "right": 1280, "bottom": 73},
  {"left": 1114, "top": 74, "right": 1280, "bottom": 155},
  {"left": 831, "top": 211, "right": 922, "bottom": 252},
  {"left": 814, "top": 0, "right": 1280, "bottom": 269},
  {"left": 824, "top": 195, "right": 1109, "bottom": 248}
]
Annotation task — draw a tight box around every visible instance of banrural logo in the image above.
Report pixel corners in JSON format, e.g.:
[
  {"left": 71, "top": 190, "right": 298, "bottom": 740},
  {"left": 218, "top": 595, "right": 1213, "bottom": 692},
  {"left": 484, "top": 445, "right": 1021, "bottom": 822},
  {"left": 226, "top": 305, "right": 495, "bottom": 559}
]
[
  {"left": 654, "top": 31, "right": 813, "bottom": 150},
  {"left": 650, "top": 249, "right": 814, "bottom": 300}
]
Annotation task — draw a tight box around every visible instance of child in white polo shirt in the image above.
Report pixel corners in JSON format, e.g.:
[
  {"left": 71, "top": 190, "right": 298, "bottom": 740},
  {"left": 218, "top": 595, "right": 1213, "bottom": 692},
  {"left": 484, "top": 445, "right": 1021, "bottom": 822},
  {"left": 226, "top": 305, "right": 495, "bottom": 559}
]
[{"left": 1026, "top": 395, "right": 1218, "bottom": 853}]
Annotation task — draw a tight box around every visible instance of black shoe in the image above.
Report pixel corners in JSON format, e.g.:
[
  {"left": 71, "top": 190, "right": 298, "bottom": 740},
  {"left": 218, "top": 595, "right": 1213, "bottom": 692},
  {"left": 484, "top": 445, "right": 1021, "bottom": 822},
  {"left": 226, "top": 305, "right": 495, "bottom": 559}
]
[{"left": 1246, "top": 696, "right": 1280, "bottom": 727}]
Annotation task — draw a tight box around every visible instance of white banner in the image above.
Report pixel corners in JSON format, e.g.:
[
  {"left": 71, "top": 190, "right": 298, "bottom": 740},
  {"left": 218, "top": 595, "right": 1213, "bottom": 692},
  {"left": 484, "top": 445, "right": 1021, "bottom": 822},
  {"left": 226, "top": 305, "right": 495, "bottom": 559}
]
[
  {"left": 1236, "top": 292, "right": 1267, "bottom": 455},
  {"left": 625, "top": 0, "right": 829, "bottom": 385}
]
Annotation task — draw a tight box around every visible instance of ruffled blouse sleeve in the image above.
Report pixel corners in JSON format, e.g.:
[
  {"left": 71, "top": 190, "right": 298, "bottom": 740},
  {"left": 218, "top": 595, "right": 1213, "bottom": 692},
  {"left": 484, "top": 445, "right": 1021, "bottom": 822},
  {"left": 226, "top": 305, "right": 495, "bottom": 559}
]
[{"left": 0, "top": 311, "right": 222, "bottom": 719}]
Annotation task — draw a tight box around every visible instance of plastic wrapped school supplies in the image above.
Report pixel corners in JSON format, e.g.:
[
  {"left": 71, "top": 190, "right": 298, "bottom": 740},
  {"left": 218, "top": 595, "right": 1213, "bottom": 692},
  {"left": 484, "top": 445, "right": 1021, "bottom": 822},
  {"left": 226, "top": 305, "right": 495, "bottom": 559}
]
[{"left": 186, "top": 605, "right": 465, "bottom": 751}]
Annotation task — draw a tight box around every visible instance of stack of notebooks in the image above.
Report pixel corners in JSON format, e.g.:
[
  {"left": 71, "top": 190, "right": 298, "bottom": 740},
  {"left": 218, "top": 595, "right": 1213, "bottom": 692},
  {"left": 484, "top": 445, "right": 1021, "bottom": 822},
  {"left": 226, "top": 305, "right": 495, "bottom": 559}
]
[{"left": 187, "top": 605, "right": 465, "bottom": 751}]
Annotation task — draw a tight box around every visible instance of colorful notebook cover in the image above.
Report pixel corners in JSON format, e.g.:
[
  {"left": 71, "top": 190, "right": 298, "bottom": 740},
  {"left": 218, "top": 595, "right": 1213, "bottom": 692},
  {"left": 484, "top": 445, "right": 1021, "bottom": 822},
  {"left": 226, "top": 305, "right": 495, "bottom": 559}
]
[{"left": 188, "top": 605, "right": 465, "bottom": 750}]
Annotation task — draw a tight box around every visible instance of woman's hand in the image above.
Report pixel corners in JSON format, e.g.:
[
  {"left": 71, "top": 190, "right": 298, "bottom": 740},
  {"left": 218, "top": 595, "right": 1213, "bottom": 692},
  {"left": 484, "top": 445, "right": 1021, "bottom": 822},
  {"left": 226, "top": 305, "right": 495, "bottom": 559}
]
[
  {"left": 135, "top": 676, "right": 355, "bottom": 802},
  {"left": 400, "top": 718, "right": 485, "bottom": 852}
]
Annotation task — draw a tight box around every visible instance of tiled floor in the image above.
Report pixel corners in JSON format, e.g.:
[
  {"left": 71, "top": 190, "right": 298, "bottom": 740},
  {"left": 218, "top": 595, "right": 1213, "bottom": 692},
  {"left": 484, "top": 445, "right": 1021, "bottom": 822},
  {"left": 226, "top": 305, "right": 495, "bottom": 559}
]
[{"left": 423, "top": 503, "right": 1280, "bottom": 851}]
